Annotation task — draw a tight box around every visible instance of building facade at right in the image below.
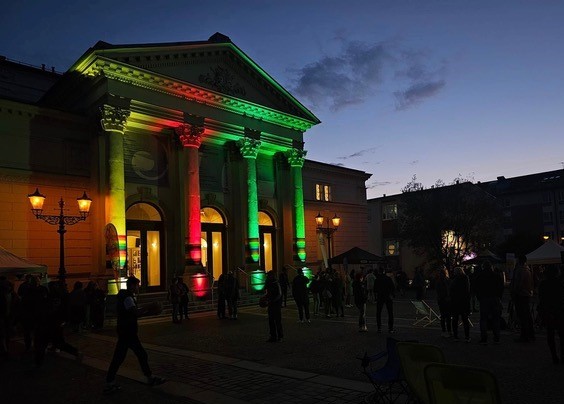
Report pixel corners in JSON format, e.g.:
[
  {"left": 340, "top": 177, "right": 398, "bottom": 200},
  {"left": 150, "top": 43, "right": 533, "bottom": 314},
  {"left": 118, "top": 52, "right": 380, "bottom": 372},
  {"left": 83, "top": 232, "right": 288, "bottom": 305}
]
[{"left": 368, "top": 169, "right": 564, "bottom": 278}]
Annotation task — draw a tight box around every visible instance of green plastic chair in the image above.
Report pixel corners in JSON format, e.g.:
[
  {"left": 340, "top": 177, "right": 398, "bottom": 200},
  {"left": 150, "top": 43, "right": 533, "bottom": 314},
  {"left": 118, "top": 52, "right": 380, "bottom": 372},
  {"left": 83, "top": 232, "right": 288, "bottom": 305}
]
[
  {"left": 396, "top": 342, "right": 445, "bottom": 404},
  {"left": 424, "top": 363, "right": 502, "bottom": 404}
]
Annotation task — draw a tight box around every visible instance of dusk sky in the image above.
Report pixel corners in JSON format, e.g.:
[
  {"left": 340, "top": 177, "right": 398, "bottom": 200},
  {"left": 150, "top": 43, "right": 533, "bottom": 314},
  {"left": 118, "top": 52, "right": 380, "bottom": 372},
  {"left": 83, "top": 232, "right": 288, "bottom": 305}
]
[{"left": 2, "top": 1, "right": 563, "bottom": 199}]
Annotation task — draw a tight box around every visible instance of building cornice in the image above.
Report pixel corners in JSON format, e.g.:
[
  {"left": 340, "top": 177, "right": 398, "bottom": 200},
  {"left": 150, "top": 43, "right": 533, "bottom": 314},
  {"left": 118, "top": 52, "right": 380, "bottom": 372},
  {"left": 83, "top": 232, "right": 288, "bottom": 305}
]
[{"left": 73, "top": 55, "right": 316, "bottom": 132}]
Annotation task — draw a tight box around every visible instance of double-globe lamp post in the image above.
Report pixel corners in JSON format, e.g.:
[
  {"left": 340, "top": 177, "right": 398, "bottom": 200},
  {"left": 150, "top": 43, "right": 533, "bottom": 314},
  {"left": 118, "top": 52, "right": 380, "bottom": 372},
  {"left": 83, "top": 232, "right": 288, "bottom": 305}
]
[
  {"left": 315, "top": 212, "right": 341, "bottom": 261},
  {"left": 28, "top": 188, "right": 92, "bottom": 286}
]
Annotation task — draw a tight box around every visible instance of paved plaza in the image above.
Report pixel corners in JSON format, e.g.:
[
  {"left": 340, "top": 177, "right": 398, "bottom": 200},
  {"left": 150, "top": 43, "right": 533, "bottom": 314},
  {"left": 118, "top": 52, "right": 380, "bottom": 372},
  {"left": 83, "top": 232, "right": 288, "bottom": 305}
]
[{"left": 2, "top": 291, "right": 564, "bottom": 403}]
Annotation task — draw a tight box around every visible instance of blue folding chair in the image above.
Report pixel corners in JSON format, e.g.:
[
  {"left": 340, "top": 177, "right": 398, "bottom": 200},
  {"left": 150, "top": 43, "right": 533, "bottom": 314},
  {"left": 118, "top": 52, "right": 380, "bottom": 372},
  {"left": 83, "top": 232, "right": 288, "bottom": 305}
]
[{"left": 360, "top": 337, "right": 413, "bottom": 403}]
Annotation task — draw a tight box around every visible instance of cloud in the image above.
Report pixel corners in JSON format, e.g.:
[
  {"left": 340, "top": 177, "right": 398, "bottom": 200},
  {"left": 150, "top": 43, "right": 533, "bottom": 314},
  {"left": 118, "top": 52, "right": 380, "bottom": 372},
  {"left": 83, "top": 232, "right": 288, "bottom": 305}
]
[
  {"left": 394, "top": 80, "right": 446, "bottom": 111},
  {"left": 289, "top": 38, "right": 447, "bottom": 112},
  {"left": 367, "top": 181, "right": 393, "bottom": 189},
  {"left": 337, "top": 147, "right": 379, "bottom": 160}
]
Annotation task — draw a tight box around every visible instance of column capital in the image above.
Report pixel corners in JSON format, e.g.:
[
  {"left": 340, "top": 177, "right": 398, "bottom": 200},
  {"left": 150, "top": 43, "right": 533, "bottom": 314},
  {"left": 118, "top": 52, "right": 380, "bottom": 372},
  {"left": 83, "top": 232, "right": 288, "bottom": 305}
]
[
  {"left": 100, "top": 105, "right": 130, "bottom": 134},
  {"left": 286, "top": 148, "right": 307, "bottom": 167},
  {"left": 237, "top": 137, "right": 261, "bottom": 159},
  {"left": 175, "top": 123, "right": 204, "bottom": 148}
]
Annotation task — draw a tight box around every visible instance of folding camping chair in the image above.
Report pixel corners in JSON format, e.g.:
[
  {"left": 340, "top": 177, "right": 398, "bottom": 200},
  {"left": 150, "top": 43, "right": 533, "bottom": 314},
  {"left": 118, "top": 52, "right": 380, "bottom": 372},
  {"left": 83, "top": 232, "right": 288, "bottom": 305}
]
[
  {"left": 411, "top": 300, "right": 441, "bottom": 327},
  {"left": 359, "top": 337, "right": 413, "bottom": 403},
  {"left": 424, "top": 363, "right": 502, "bottom": 404},
  {"left": 397, "top": 342, "right": 446, "bottom": 404}
]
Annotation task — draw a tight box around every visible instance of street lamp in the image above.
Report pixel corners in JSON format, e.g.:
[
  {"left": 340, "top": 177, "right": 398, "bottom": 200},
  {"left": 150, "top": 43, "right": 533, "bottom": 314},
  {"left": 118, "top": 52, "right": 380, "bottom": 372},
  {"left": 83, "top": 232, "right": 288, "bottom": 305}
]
[
  {"left": 315, "top": 212, "right": 341, "bottom": 261},
  {"left": 28, "top": 188, "right": 92, "bottom": 285}
]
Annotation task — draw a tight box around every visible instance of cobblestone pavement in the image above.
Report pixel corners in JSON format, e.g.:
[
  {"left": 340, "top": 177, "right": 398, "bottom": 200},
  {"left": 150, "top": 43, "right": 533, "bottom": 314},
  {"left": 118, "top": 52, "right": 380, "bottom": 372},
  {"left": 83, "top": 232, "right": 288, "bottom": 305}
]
[{"left": 3, "top": 290, "right": 564, "bottom": 403}]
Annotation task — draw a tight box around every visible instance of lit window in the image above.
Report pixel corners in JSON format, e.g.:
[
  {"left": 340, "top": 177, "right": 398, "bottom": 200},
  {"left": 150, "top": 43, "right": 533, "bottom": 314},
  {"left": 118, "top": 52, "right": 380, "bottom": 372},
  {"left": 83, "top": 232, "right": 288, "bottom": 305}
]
[
  {"left": 385, "top": 240, "right": 399, "bottom": 256},
  {"left": 315, "top": 184, "right": 331, "bottom": 201},
  {"left": 382, "top": 204, "right": 397, "bottom": 220}
]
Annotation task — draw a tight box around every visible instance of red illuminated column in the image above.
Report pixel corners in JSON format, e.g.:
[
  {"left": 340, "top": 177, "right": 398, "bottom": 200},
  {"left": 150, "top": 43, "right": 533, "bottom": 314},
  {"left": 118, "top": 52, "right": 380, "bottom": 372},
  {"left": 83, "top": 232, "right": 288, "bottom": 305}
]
[
  {"left": 176, "top": 123, "right": 204, "bottom": 266},
  {"left": 100, "top": 104, "right": 130, "bottom": 271}
]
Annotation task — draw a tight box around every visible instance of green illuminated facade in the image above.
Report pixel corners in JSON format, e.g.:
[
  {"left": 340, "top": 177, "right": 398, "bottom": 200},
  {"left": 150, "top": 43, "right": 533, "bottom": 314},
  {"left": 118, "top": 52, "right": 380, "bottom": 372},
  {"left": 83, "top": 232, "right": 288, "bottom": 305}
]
[{"left": 0, "top": 32, "right": 372, "bottom": 295}]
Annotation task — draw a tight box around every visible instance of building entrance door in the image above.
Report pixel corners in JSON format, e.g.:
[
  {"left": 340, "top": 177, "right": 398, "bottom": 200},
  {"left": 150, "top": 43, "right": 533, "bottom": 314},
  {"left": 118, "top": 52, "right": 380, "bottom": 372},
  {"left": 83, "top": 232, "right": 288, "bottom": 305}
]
[
  {"left": 126, "top": 203, "right": 165, "bottom": 292},
  {"left": 200, "top": 207, "right": 226, "bottom": 281},
  {"left": 259, "top": 211, "right": 276, "bottom": 272}
]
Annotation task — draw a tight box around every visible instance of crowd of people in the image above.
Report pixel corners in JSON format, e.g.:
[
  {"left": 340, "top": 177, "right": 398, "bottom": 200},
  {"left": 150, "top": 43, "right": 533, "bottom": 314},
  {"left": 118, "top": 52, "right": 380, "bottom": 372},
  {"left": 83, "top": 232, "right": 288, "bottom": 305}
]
[{"left": 0, "top": 274, "right": 107, "bottom": 364}]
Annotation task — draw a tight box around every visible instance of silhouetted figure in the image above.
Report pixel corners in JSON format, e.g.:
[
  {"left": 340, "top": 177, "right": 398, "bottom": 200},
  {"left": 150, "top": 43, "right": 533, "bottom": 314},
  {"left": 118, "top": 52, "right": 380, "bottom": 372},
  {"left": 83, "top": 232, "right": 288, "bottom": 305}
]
[
  {"left": 0, "top": 277, "right": 19, "bottom": 360},
  {"left": 353, "top": 273, "right": 368, "bottom": 332},
  {"left": 292, "top": 268, "right": 310, "bottom": 323},
  {"left": 168, "top": 277, "right": 182, "bottom": 324},
  {"left": 375, "top": 268, "right": 395, "bottom": 333},
  {"left": 538, "top": 264, "right": 564, "bottom": 363},
  {"left": 279, "top": 267, "right": 289, "bottom": 308},
  {"left": 412, "top": 268, "right": 426, "bottom": 300},
  {"left": 511, "top": 255, "right": 535, "bottom": 342},
  {"left": 178, "top": 277, "right": 190, "bottom": 320},
  {"left": 68, "top": 281, "right": 86, "bottom": 332},
  {"left": 264, "top": 271, "right": 283, "bottom": 342},
  {"left": 216, "top": 273, "right": 226, "bottom": 319},
  {"left": 436, "top": 267, "right": 452, "bottom": 337},
  {"left": 474, "top": 261, "right": 504, "bottom": 345},
  {"left": 225, "top": 271, "right": 240, "bottom": 319},
  {"left": 105, "top": 277, "right": 165, "bottom": 394},
  {"left": 450, "top": 267, "right": 471, "bottom": 342},
  {"left": 17, "top": 274, "right": 39, "bottom": 351}
]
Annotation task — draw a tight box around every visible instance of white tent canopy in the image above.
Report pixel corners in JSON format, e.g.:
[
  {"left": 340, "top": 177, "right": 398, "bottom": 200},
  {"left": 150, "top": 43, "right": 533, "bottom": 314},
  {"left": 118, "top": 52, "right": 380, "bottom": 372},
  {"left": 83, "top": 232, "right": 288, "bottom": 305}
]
[
  {"left": 526, "top": 240, "right": 564, "bottom": 265},
  {"left": 0, "top": 245, "right": 47, "bottom": 277}
]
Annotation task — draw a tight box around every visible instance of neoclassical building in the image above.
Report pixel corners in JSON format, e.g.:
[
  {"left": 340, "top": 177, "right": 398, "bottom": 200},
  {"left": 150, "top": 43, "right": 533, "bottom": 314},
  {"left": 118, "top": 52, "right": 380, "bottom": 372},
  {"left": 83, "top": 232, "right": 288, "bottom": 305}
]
[{"left": 0, "top": 33, "right": 371, "bottom": 293}]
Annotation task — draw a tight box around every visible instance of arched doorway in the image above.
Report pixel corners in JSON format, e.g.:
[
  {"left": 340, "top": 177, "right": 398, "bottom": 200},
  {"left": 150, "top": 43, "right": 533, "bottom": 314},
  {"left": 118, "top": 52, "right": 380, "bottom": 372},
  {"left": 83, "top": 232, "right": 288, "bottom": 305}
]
[
  {"left": 200, "top": 207, "right": 226, "bottom": 281},
  {"left": 126, "top": 203, "right": 165, "bottom": 292},
  {"left": 259, "top": 211, "right": 276, "bottom": 272}
]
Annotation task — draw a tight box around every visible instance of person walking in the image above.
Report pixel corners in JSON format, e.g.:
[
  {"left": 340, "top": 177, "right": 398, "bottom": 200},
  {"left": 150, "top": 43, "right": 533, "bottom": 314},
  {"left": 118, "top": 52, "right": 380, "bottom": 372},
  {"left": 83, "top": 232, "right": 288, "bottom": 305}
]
[
  {"left": 474, "top": 261, "right": 504, "bottom": 345},
  {"left": 436, "top": 267, "right": 452, "bottom": 338},
  {"left": 450, "top": 267, "right": 472, "bottom": 342},
  {"left": 0, "top": 277, "right": 19, "bottom": 360},
  {"left": 344, "top": 269, "right": 353, "bottom": 307},
  {"left": 353, "top": 273, "right": 368, "bottom": 332},
  {"left": 537, "top": 264, "right": 564, "bottom": 363},
  {"left": 510, "top": 255, "right": 535, "bottom": 343},
  {"left": 104, "top": 276, "right": 165, "bottom": 394},
  {"left": 178, "top": 277, "right": 190, "bottom": 320},
  {"left": 374, "top": 268, "right": 395, "bottom": 333},
  {"left": 264, "top": 271, "right": 283, "bottom": 342},
  {"left": 292, "top": 268, "right": 311, "bottom": 323},
  {"left": 167, "top": 277, "right": 182, "bottom": 323},
  {"left": 225, "top": 271, "right": 240, "bottom": 319}
]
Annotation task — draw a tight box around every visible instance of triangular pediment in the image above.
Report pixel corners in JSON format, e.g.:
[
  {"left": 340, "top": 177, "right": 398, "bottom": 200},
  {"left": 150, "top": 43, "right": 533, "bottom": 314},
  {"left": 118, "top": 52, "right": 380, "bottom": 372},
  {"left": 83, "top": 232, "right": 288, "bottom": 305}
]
[{"left": 74, "top": 35, "right": 318, "bottom": 125}]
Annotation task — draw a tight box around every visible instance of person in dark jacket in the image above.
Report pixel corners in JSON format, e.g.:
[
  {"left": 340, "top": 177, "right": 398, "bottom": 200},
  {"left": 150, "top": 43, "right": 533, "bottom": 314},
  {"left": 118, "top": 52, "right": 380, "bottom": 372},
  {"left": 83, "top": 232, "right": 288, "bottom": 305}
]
[
  {"left": 510, "top": 255, "right": 535, "bottom": 342},
  {"left": 68, "top": 281, "right": 87, "bottom": 332},
  {"left": 353, "top": 273, "right": 368, "bottom": 332},
  {"left": 264, "top": 271, "right": 283, "bottom": 342},
  {"left": 167, "top": 277, "right": 182, "bottom": 324},
  {"left": 374, "top": 268, "right": 395, "bottom": 333},
  {"left": 178, "top": 277, "right": 190, "bottom": 320},
  {"left": 436, "top": 267, "right": 452, "bottom": 337},
  {"left": 105, "top": 277, "right": 165, "bottom": 394},
  {"left": 537, "top": 264, "right": 564, "bottom": 363},
  {"left": 292, "top": 268, "right": 311, "bottom": 323},
  {"left": 474, "top": 261, "right": 504, "bottom": 345},
  {"left": 216, "top": 273, "right": 227, "bottom": 319},
  {"left": 450, "top": 267, "right": 472, "bottom": 342}
]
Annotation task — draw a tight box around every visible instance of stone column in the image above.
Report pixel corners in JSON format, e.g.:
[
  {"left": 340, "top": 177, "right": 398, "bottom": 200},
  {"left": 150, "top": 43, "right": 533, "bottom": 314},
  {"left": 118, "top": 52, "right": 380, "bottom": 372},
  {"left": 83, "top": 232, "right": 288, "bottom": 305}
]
[
  {"left": 286, "top": 148, "right": 307, "bottom": 262},
  {"left": 100, "top": 104, "right": 130, "bottom": 271},
  {"left": 175, "top": 123, "right": 204, "bottom": 267},
  {"left": 237, "top": 135, "right": 261, "bottom": 263}
]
